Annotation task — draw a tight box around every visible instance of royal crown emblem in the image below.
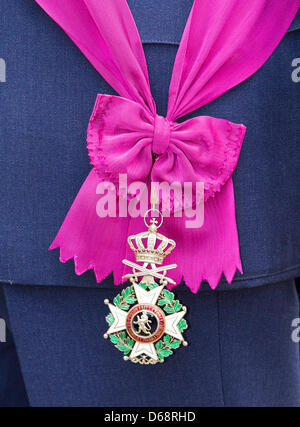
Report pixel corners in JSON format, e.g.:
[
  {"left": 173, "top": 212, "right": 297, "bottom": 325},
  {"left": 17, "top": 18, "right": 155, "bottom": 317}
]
[
  {"left": 103, "top": 209, "right": 188, "bottom": 364},
  {"left": 127, "top": 216, "right": 176, "bottom": 265}
]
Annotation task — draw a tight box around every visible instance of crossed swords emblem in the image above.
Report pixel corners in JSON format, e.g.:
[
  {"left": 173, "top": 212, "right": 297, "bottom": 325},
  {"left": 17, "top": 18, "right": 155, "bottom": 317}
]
[{"left": 122, "top": 259, "right": 177, "bottom": 285}]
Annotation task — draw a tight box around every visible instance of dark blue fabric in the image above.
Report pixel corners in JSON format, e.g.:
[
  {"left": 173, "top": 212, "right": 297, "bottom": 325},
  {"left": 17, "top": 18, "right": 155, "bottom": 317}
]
[
  {"left": 0, "top": 285, "right": 29, "bottom": 406},
  {"left": 2, "top": 279, "right": 299, "bottom": 407},
  {"left": 0, "top": 0, "right": 299, "bottom": 409},
  {"left": 0, "top": 0, "right": 299, "bottom": 290}
]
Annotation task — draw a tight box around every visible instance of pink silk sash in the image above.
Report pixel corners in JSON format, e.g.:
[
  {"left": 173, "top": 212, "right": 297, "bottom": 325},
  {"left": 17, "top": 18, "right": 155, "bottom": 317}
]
[{"left": 35, "top": 0, "right": 299, "bottom": 292}]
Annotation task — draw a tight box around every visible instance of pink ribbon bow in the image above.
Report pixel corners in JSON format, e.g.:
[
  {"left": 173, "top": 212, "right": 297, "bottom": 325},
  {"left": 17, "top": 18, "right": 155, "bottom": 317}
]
[
  {"left": 35, "top": 0, "right": 299, "bottom": 292},
  {"left": 87, "top": 94, "right": 245, "bottom": 204}
]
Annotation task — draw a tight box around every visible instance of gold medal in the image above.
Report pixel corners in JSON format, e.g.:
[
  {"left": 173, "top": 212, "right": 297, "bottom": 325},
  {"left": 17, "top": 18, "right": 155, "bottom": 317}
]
[{"left": 103, "top": 208, "right": 188, "bottom": 364}]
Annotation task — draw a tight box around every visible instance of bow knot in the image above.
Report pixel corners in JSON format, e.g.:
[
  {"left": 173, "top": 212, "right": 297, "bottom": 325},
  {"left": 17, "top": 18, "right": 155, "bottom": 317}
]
[
  {"left": 152, "top": 115, "right": 171, "bottom": 156},
  {"left": 87, "top": 94, "right": 246, "bottom": 204}
]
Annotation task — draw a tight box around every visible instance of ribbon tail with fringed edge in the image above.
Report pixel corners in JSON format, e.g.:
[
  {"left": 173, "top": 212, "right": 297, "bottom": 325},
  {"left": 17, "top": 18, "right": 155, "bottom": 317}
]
[{"left": 49, "top": 169, "right": 242, "bottom": 293}]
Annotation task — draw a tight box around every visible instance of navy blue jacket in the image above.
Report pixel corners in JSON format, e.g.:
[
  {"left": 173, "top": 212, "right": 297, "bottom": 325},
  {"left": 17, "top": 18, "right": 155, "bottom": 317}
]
[
  {"left": 0, "top": 0, "right": 299, "bottom": 407},
  {"left": 0, "top": 0, "right": 299, "bottom": 291}
]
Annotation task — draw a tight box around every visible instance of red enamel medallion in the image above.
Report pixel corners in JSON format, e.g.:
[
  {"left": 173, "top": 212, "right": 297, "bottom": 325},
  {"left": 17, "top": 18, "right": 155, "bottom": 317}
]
[{"left": 126, "top": 303, "right": 165, "bottom": 343}]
